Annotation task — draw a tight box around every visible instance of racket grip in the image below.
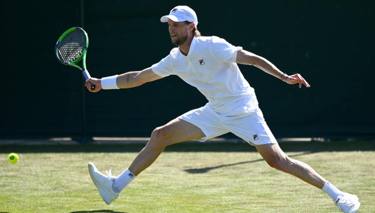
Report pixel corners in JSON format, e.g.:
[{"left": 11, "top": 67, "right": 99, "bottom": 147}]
[
  {"left": 82, "top": 69, "right": 96, "bottom": 90},
  {"left": 82, "top": 69, "right": 91, "bottom": 80}
]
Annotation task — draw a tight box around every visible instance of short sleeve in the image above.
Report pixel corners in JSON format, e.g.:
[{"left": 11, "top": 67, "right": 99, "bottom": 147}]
[
  {"left": 209, "top": 36, "right": 243, "bottom": 63},
  {"left": 151, "top": 54, "right": 175, "bottom": 77}
]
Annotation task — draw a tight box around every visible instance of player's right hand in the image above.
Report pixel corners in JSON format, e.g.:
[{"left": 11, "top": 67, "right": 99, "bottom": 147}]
[{"left": 85, "top": 78, "right": 102, "bottom": 93}]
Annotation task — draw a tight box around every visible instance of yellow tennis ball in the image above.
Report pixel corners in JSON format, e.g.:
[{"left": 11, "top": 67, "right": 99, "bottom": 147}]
[{"left": 8, "top": 153, "right": 19, "bottom": 164}]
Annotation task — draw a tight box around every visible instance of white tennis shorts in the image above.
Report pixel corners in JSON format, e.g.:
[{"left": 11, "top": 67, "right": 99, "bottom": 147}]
[{"left": 178, "top": 104, "right": 277, "bottom": 146}]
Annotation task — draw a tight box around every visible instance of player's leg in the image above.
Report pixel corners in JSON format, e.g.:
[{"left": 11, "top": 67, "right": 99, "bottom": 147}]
[
  {"left": 127, "top": 104, "right": 228, "bottom": 176},
  {"left": 227, "top": 108, "right": 360, "bottom": 212},
  {"left": 88, "top": 104, "right": 228, "bottom": 204},
  {"left": 128, "top": 118, "right": 205, "bottom": 175},
  {"left": 113, "top": 105, "right": 227, "bottom": 194},
  {"left": 255, "top": 143, "right": 325, "bottom": 188},
  {"left": 228, "top": 108, "right": 330, "bottom": 188},
  {"left": 88, "top": 118, "right": 204, "bottom": 204},
  {"left": 256, "top": 143, "right": 360, "bottom": 212}
]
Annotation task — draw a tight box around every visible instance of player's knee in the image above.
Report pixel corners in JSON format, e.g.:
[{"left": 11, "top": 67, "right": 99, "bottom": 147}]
[
  {"left": 150, "top": 126, "right": 171, "bottom": 148},
  {"left": 151, "top": 126, "right": 169, "bottom": 140}
]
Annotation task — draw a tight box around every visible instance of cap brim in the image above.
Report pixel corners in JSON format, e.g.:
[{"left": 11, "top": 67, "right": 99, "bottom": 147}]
[{"left": 160, "top": 15, "right": 179, "bottom": 23}]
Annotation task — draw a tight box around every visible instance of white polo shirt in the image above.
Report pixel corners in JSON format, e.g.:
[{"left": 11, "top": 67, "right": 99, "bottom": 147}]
[{"left": 151, "top": 36, "right": 259, "bottom": 117}]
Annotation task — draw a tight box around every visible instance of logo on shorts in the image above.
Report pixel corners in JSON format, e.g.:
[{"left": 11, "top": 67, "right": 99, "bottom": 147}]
[
  {"left": 253, "top": 134, "right": 259, "bottom": 141},
  {"left": 199, "top": 58, "right": 205, "bottom": 65}
]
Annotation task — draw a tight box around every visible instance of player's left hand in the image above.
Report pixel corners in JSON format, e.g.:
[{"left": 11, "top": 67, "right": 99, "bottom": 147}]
[{"left": 283, "top": 73, "right": 311, "bottom": 88}]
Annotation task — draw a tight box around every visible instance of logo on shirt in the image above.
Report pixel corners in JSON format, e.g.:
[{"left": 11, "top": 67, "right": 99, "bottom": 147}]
[{"left": 198, "top": 58, "right": 205, "bottom": 65}]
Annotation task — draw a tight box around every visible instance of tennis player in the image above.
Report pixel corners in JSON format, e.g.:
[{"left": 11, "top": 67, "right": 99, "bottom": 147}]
[{"left": 85, "top": 5, "right": 360, "bottom": 212}]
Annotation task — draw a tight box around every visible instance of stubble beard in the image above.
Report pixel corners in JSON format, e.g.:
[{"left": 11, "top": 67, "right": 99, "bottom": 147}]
[{"left": 171, "top": 35, "right": 188, "bottom": 46}]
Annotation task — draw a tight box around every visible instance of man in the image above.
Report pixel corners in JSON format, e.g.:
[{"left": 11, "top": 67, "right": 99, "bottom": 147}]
[{"left": 85, "top": 5, "right": 360, "bottom": 212}]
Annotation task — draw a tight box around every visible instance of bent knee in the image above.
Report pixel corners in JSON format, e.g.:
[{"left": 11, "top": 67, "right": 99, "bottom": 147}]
[
  {"left": 149, "top": 126, "right": 172, "bottom": 147},
  {"left": 151, "top": 126, "right": 171, "bottom": 140},
  {"left": 265, "top": 156, "right": 292, "bottom": 171}
]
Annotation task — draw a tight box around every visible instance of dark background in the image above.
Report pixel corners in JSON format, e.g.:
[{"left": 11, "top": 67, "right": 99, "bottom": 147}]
[{"left": 1, "top": 0, "right": 374, "bottom": 139}]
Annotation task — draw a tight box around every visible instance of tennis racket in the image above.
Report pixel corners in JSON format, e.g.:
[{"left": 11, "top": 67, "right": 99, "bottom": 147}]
[{"left": 55, "top": 27, "right": 95, "bottom": 90}]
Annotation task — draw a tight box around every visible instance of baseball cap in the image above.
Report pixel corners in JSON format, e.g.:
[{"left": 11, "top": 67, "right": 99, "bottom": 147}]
[{"left": 160, "top": 5, "right": 198, "bottom": 26}]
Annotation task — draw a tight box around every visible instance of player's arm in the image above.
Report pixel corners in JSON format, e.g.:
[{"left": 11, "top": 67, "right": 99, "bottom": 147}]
[
  {"left": 236, "top": 49, "right": 310, "bottom": 88},
  {"left": 85, "top": 67, "right": 163, "bottom": 92},
  {"left": 116, "top": 68, "right": 162, "bottom": 89}
]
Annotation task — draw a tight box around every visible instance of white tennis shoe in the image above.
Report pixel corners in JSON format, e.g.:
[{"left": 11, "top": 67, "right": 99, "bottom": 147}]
[
  {"left": 88, "top": 162, "right": 119, "bottom": 204},
  {"left": 335, "top": 192, "right": 360, "bottom": 213}
]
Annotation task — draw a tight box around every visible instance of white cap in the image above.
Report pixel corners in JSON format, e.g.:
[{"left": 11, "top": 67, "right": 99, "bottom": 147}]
[{"left": 160, "top": 5, "right": 198, "bottom": 26}]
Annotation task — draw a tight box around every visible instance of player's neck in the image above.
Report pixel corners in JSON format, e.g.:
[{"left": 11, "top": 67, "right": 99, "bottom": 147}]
[{"left": 178, "top": 36, "right": 194, "bottom": 56}]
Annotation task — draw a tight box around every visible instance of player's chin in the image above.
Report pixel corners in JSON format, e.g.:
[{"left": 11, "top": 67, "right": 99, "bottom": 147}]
[{"left": 170, "top": 38, "right": 179, "bottom": 46}]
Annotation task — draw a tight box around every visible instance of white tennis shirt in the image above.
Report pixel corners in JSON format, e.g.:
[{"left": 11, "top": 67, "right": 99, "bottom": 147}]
[{"left": 151, "top": 36, "right": 259, "bottom": 117}]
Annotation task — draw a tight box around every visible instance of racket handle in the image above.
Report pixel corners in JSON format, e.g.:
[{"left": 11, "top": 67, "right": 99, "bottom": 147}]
[
  {"left": 82, "top": 69, "right": 91, "bottom": 80},
  {"left": 82, "top": 69, "right": 96, "bottom": 90}
]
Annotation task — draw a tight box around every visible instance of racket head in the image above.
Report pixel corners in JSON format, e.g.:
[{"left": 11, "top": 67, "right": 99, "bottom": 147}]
[{"left": 55, "top": 27, "right": 89, "bottom": 70}]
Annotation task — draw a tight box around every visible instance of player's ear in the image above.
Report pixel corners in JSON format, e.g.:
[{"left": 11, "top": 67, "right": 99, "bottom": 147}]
[{"left": 187, "top": 22, "right": 195, "bottom": 30}]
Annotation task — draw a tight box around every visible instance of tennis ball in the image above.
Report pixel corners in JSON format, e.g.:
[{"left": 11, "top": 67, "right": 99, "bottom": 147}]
[{"left": 8, "top": 153, "right": 19, "bottom": 164}]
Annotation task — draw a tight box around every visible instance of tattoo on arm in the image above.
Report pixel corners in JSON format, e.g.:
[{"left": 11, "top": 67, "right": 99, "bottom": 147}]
[{"left": 125, "top": 73, "right": 130, "bottom": 85}]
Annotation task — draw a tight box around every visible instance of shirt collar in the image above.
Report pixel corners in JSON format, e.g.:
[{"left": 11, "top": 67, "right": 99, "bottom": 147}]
[{"left": 179, "top": 36, "right": 197, "bottom": 57}]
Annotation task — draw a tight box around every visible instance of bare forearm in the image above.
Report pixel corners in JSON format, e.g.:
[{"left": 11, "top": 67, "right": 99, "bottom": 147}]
[
  {"left": 251, "top": 55, "right": 288, "bottom": 81},
  {"left": 237, "top": 50, "right": 288, "bottom": 81},
  {"left": 114, "top": 68, "right": 162, "bottom": 89},
  {"left": 236, "top": 50, "right": 310, "bottom": 88},
  {"left": 85, "top": 68, "right": 162, "bottom": 92},
  {"left": 117, "top": 71, "right": 145, "bottom": 89}
]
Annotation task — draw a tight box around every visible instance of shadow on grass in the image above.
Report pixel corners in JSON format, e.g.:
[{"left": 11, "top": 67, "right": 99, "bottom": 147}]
[
  {"left": 70, "top": 210, "right": 126, "bottom": 213},
  {"left": 184, "top": 151, "right": 313, "bottom": 174},
  {"left": 0, "top": 141, "right": 374, "bottom": 153}
]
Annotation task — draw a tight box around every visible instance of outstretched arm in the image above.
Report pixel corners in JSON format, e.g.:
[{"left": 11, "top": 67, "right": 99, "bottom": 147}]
[
  {"left": 236, "top": 49, "right": 310, "bottom": 88},
  {"left": 85, "top": 67, "right": 162, "bottom": 92}
]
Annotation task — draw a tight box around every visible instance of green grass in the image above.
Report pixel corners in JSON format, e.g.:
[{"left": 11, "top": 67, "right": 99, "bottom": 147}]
[{"left": 0, "top": 141, "right": 374, "bottom": 212}]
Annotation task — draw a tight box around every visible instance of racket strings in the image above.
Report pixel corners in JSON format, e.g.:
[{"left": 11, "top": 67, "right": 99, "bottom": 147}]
[{"left": 58, "top": 42, "right": 83, "bottom": 64}]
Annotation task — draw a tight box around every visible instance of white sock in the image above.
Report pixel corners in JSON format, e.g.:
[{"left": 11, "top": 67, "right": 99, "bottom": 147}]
[
  {"left": 322, "top": 181, "right": 343, "bottom": 201},
  {"left": 112, "top": 169, "right": 135, "bottom": 193}
]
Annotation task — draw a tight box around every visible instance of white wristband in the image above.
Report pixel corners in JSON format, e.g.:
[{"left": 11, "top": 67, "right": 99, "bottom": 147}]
[{"left": 101, "top": 75, "right": 119, "bottom": 90}]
